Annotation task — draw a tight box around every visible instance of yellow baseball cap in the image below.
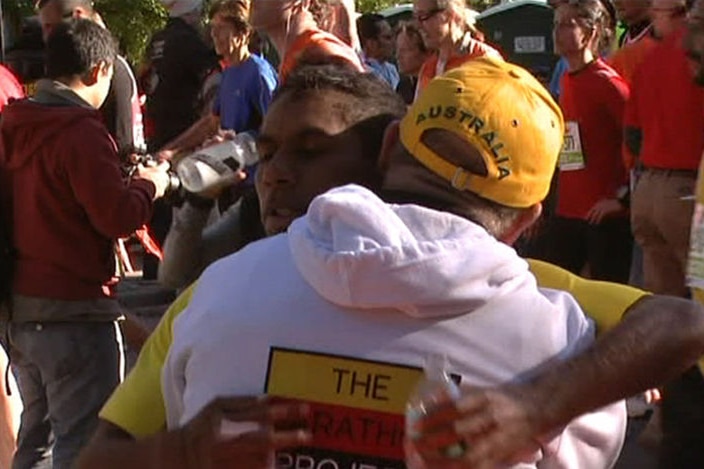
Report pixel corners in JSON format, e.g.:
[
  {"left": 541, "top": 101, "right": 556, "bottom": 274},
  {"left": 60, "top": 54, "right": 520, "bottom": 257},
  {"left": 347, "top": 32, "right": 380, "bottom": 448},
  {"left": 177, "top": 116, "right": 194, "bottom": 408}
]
[{"left": 399, "top": 57, "right": 564, "bottom": 208}]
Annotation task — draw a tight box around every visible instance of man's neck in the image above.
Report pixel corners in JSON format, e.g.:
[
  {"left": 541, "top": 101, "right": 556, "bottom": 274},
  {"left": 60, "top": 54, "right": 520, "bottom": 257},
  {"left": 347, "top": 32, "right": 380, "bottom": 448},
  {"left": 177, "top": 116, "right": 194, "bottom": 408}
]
[
  {"left": 45, "top": 77, "right": 96, "bottom": 109},
  {"left": 364, "top": 50, "right": 384, "bottom": 63},
  {"left": 438, "top": 36, "right": 456, "bottom": 63},
  {"left": 266, "top": 11, "right": 318, "bottom": 59},
  {"left": 225, "top": 46, "right": 250, "bottom": 67},
  {"left": 438, "top": 31, "right": 474, "bottom": 63},
  {"left": 177, "top": 11, "right": 201, "bottom": 29},
  {"left": 625, "top": 19, "right": 651, "bottom": 42},
  {"left": 565, "top": 49, "right": 595, "bottom": 73}
]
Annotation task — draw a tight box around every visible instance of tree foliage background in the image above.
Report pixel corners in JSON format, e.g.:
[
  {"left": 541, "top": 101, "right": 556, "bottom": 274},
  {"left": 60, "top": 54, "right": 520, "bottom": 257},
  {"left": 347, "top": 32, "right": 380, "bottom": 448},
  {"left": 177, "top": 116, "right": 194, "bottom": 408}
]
[{"left": 2, "top": 0, "right": 502, "bottom": 66}]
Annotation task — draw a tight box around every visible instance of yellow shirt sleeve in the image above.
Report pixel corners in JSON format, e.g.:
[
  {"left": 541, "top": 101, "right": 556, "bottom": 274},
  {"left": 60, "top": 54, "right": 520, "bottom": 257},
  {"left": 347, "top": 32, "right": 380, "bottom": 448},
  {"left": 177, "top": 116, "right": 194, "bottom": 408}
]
[
  {"left": 691, "top": 158, "right": 704, "bottom": 304},
  {"left": 528, "top": 259, "right": 649, "bottom": 335},
  {"left": 691, "top": 163, "right": 704, "bottom": 371},
  {"left": 99, "top": 283, "right": 196, "bottom": 438}
]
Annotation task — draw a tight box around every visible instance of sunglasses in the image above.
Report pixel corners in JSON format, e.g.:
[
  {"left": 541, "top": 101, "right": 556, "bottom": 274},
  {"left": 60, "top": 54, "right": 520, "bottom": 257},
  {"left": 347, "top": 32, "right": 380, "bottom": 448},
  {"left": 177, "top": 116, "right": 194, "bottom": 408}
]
[{"left": 414, "top": 8, "right": 445, "bottom": 23}]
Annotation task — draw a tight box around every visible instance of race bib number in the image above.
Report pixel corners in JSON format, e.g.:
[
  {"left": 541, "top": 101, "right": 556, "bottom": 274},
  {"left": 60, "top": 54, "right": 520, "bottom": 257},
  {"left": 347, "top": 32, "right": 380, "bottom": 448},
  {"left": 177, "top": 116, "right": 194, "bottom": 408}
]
[
  {"left": 265, "top": 348, "right": 424, "bottom": 469},
  {"left": 559, "top": 121, "right": 586, "bottom": 171},
  {"left": 687, "top": 203, "right": 704, "bottom": 289}
]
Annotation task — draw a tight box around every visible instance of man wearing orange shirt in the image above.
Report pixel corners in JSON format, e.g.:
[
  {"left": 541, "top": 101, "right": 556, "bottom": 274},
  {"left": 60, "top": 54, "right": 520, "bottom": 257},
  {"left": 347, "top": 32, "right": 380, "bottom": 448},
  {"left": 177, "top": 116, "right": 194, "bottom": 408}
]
[
  {"left": 250, "top": 0, "right": 363, "bottom": 81},
  {"left": 625, "top": 1, "right": 702, "bottom": 298},
  {"left": 607, "top": 32, "right": 655, "bottom": 86},
  {"left": 614, "top": 0, "right": 652, "bottom": 46},
  {"left": 609, "top": 0, "right": 689, "bottom": 87}
]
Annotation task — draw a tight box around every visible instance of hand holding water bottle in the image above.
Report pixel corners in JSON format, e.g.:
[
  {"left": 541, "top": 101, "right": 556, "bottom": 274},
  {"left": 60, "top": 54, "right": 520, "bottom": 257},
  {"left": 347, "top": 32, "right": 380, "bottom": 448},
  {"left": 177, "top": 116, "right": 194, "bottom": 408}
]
[
  {"left": 405, "top": 355, "right": 465, "bottom": 468},
  {"left": 406, "top": 378, "right": 546, "bottom": 469},
  {"left": 175, "top": 132, "right": 258, "bottom": 200}
]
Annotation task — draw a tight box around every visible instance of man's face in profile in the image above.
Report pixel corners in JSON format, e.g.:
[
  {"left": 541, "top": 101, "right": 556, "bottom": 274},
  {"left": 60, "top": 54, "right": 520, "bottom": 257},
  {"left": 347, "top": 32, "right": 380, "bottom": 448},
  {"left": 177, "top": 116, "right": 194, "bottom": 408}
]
[
  {"left": 38, "top": 0, "right": 91, "bottom": 42},
  {"left": 38, "top": 0, "right": 65, "bottom": 42},
  {"left": 614, "top": 0, "right": 651, "bottom": 25},
  {"left": 255, "top": 90, "right": 378, "bottom": 236}
]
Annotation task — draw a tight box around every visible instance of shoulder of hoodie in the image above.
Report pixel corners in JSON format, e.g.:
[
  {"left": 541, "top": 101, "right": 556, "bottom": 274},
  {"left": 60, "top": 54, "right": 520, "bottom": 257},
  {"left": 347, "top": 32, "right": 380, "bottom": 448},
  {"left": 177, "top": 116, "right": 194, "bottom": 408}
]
[
  {"left": 536, "top": 287, "right": 592, "bottom": 336},
  {"left": 4, "top": 99, "right": 116, "bottom": 150},
  {"left": 169, "top": 234, "right": 291, "bottom": 340},
  {"left": 180, "top": 234, "right": 290, "bottom": 308}
]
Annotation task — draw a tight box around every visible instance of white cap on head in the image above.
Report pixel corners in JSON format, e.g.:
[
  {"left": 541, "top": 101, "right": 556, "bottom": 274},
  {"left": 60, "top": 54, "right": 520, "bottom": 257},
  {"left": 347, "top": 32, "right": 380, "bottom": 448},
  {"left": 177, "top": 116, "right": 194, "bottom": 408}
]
[{"left": 161, "top": 0, "right": 203, "bottom": 17}]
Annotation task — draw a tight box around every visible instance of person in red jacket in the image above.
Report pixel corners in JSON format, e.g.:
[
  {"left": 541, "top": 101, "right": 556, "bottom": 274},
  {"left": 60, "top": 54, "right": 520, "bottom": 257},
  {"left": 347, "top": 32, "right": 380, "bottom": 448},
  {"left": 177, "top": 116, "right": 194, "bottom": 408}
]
[
  {"left": 0, "top": 20, "right": 171, "bottom": 469},
  {"left": 543, "top": 0, "right": 632, "bottom": 282},
  {"left": 0, "top": 65, "right": 24, "bottom": 112}
]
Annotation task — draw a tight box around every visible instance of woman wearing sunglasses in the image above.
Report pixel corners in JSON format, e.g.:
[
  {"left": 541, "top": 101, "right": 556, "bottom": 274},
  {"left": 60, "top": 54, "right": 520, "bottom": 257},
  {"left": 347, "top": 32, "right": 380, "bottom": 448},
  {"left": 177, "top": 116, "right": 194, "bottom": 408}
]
[{"left": 412, "top": 0, "right": 500, "bottom": 98}]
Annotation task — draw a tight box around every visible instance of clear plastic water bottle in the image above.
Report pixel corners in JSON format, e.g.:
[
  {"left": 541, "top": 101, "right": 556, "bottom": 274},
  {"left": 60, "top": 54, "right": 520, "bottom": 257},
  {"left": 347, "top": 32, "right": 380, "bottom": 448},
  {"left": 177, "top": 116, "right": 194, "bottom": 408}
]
[
  {"left": 176, "top": 132, "right": 259, "bottom": 196},
  {"left": 406, "top": 354, "right": 466, "bottom": 458}
]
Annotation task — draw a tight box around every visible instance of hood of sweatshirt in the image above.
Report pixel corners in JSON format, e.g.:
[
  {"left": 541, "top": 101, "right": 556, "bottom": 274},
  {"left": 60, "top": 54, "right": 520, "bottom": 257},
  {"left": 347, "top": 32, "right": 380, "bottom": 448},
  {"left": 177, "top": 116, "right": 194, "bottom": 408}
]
[
  {"left": 0, "top": 79, "right": 101, "bottom": 171},
  {"left": 289, "top": 184, "right": 533, "bottom": 318}
]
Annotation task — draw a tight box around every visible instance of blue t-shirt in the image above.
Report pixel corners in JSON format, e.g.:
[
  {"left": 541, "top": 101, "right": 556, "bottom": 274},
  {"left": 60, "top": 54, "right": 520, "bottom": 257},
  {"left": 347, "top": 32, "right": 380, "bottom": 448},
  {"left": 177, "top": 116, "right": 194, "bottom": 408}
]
[
  {"left": 213, "top": 54, "right": 278, "bottom": 133},
  {"left": 364, "top": 57, "right": 400, "bottom": 90}
]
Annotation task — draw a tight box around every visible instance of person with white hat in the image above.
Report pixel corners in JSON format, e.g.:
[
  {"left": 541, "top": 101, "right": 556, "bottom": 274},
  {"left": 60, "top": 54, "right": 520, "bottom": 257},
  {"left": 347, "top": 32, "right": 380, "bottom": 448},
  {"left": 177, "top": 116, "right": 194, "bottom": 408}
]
[{"left": 161, "top": 0, "right": 203, "bottom": 18}]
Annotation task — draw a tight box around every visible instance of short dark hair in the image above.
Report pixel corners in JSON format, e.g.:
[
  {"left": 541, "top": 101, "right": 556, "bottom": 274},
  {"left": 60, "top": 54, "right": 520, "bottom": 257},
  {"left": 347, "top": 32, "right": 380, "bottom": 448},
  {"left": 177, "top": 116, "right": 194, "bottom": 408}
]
[
  {"left": 46, "top": 18, "right": 117, "bottom": 79},
  {"left": 208, "top": 0, "right": 251, "bottom": 37},
  {"left": 274, "top": 65, "right": 407, "bottom": 163},
  {"left": 357, "top": 13, "right": 387, "bottom": 41},
  {"left": 36, "top": 0, "right": 95, "bottom": 14}
]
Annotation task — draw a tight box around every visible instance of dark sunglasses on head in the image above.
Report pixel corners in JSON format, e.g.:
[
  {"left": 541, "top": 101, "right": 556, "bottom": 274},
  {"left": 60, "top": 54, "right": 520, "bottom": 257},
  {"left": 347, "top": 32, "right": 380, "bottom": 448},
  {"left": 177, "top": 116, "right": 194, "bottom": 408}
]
[{"left": 414, "top": 8, "right": 445, "bottom": 23}]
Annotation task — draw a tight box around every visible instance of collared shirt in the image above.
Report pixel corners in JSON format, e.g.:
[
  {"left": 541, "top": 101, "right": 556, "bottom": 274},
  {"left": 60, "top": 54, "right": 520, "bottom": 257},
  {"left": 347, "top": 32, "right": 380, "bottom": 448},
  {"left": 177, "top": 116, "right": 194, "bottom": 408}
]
[
  {"left": 363, "top": 56, "right": 400, "bottom": 90},
  {"left": 619, "top": 22, "right": 653, "bottom": 47}
]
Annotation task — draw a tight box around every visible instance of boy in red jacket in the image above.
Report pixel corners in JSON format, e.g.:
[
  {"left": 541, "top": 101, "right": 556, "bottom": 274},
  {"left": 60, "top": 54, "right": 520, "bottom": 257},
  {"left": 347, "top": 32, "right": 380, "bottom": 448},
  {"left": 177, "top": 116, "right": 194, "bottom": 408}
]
[{"left": 0, "top": 19, "right": 170, "bottom": 469}]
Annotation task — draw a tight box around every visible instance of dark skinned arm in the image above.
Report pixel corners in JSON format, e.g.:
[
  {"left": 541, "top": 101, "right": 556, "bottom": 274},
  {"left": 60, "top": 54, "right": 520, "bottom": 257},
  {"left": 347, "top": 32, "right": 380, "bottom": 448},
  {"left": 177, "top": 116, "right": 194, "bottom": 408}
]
[
  {"left": 411, "top": 295, "right": 704, "bottom": 469},
  {"left": 76, "top": 397, "right": 311, "bottom": 469}
]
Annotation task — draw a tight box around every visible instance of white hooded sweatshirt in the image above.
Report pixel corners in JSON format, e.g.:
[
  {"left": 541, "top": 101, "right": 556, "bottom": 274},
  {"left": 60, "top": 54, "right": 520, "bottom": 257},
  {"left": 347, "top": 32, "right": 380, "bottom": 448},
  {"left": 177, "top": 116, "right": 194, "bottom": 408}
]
[{"left": 163, "top": 184, "right": 625, "bottom": 468}]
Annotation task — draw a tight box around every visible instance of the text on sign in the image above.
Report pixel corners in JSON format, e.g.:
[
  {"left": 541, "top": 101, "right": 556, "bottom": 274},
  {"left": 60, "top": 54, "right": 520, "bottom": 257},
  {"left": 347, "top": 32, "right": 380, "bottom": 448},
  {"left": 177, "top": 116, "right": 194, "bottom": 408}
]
[{"left": 332, "top": 368, "right": 391, "bottom": 401}]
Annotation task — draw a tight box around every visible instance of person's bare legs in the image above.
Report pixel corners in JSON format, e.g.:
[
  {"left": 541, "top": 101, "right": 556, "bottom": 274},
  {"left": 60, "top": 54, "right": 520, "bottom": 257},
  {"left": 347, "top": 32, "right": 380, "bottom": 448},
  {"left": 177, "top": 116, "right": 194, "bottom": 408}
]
[{"left": 0, "top": 345, "right": 21, "bottom": 469}]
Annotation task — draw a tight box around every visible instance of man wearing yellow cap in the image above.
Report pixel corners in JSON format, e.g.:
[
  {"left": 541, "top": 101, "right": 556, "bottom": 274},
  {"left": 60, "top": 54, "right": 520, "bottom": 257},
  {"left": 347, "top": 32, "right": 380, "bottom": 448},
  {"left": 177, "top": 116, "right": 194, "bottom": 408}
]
[
  {"left": 76, "top": 60, "right": 704, "bottom": 468},
  {"left": 157, "top": 57, "right": 626, "bottom": 468}
]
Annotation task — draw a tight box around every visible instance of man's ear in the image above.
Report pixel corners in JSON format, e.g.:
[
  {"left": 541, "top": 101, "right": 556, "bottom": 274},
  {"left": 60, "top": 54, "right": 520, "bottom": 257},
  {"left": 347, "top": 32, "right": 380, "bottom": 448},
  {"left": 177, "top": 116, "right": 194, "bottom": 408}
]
[
  {"left": 499, "top": 203, "right": 543, "bottom": 246},
  {"left": 584, "top": 27, "right": 598, "bottom": 50},
  {"left": 377, "top": 120, "right": 400, "bottom": 173},
  {"left": 83, "top": 65, "right": 100, "bottom": 87},
  {"left": 73, "top": 6, "right": 90, "bottom": 19},
  {"left": 84, "top": 61, "right": 110, "bottom": 86}
]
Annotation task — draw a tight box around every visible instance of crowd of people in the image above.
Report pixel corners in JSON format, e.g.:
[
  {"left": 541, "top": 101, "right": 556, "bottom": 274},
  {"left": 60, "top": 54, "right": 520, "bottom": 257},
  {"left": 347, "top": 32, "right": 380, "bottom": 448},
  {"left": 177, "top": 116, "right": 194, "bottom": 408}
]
[{"left": 3, "top": 0, "right": 704, "bottom": 468}]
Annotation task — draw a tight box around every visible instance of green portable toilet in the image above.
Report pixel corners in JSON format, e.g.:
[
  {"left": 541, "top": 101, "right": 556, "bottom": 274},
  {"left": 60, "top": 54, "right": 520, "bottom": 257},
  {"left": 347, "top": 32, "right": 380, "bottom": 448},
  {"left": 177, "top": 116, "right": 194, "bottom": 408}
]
[
  {"left": 477, "top": 0, "right": 557, "bottom": 85},
  {"left": 379, "top": 4, "right": 414, "bottom": 29}
]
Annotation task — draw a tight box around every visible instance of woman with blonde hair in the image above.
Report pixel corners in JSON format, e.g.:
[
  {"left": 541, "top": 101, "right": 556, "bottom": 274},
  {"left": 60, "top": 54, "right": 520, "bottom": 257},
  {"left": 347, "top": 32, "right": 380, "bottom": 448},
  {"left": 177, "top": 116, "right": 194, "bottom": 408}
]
[{"left": 413, "top": 0, "right": 499, "bottom": 96}]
